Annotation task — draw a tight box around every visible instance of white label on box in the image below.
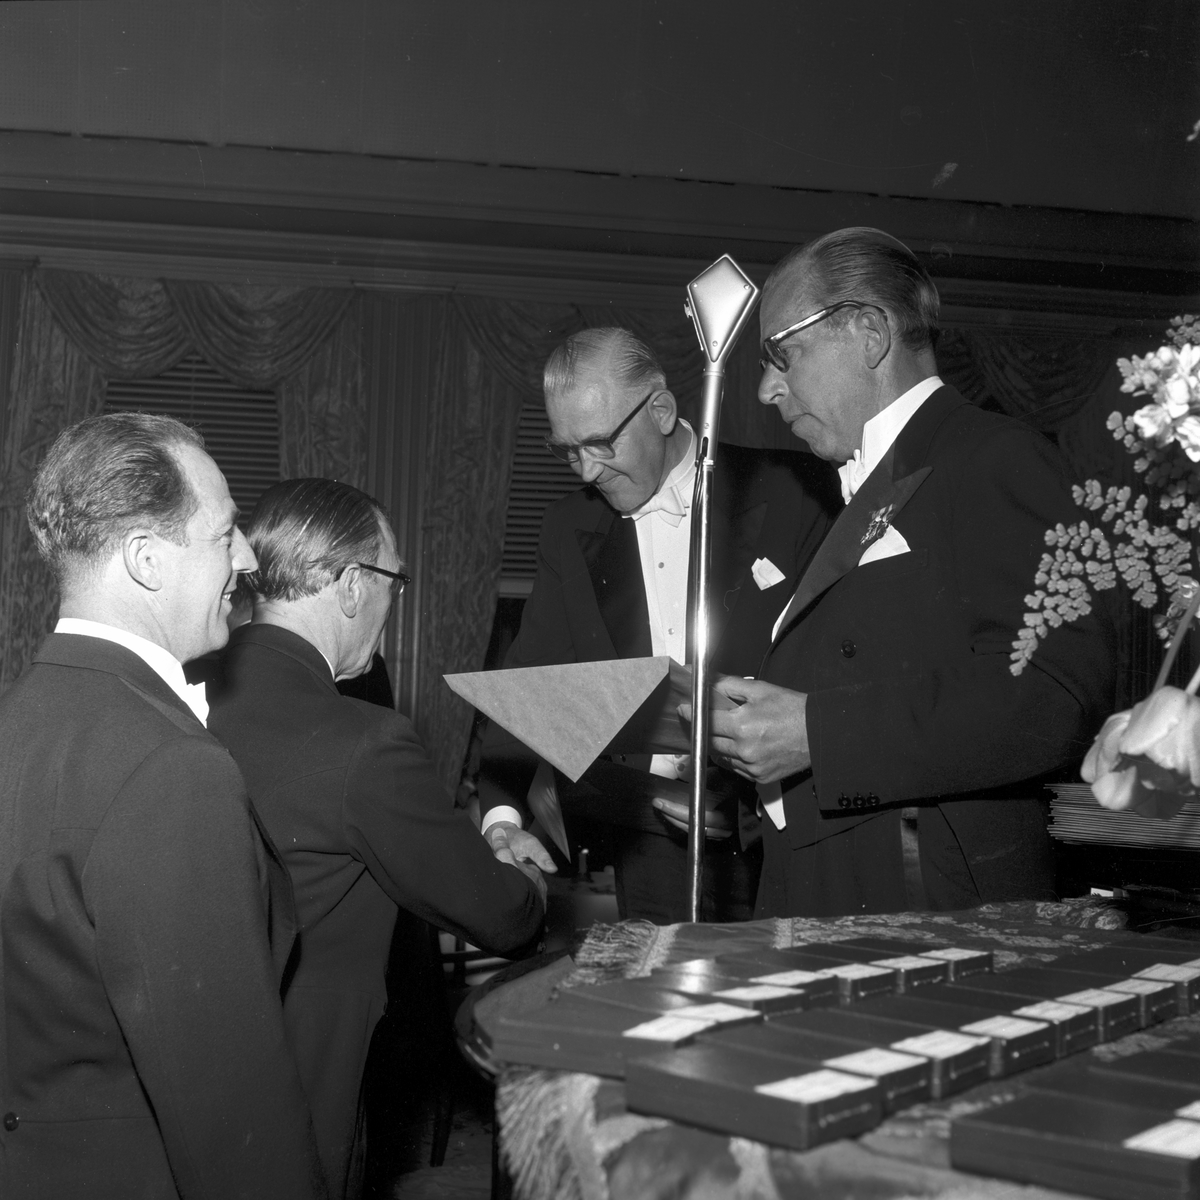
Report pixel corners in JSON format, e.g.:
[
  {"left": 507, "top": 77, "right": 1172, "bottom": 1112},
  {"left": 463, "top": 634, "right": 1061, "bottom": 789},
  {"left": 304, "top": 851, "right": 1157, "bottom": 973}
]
[
  {"left": 674, "top": 1002, "right": 761, "bottom": 1025},
  {"left": 922, "top": 948, "right": 987, "bottom": 963},
  {"left": 959, "top": 1015, "right": 1048, "bottom": 1039},
  {"left": 622, "top": 1015, "right": 707, "bottom": 1042},
  {"left": 1105, "top": 978, "right": 1175, "bottom": 997},
  {"left": 751, "top": 969, "right": 824, "bottom": 986},
  {"left": 1124, "top": 1119, "right": 1200, "bottom": 1159},
  {"left": 1136, "top": 964, "right": 1200, "bottom": 983},
  {"left": 814, "top": 963, "right": 892, "bottom": 980},
  {"left": 872, "top": 955, "right": 943, "bottom": 971},
  {"left": 890, "top": 1030, "right": 988, "bottom": 1059},
  {"left": 1014, "top": 1001, "right": 1090, "bottom": 1022},
  {"left": 1058, "top": 988, "right": 1130, "bottom": 1008},
  {"left": 755, "top": 1069, "right": 875, "bottom": 1104},
  {"left": 713, "top": 985, "right": 801, "bottom": 1002},
  {"left": 1176, "top": 1101, "right": 1200, "bottom": 1120},
  {"left": 824, "top": 1047, "right": 926, "bottom": 1076}
]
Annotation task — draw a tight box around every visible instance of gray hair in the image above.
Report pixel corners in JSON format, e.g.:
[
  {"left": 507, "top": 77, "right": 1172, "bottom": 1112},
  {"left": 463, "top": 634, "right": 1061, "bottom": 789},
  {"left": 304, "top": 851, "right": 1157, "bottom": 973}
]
[
  {"left": 244, "top": 477, "right": 392, "bottom": 602},
  {"left": 766, "top": 227, "right": 941, "bottom": 351},
  {"left": 27, "top": 411, "right": 204, "bottom": 581},
  {"left": 543, "top": 327, "right": 667, "bottom": 397}
]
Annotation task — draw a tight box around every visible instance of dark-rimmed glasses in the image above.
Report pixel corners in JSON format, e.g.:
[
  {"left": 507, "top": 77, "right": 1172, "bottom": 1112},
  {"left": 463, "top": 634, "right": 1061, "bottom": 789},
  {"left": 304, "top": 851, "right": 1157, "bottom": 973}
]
[
  {"left": 545, "top": 387, "right": 658, "bottom": 463},
  {"left": 348, "top": 562, "right": 410, "bottom": 597},
  {"left": 759, "top": 300, "right": 867, "bottom": 372}
]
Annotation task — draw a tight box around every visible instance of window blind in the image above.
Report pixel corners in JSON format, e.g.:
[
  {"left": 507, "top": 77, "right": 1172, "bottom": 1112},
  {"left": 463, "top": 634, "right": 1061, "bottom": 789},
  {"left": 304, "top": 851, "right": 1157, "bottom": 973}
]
[{"left": 499, "top": 401, "right": 581, "bottom": 597}]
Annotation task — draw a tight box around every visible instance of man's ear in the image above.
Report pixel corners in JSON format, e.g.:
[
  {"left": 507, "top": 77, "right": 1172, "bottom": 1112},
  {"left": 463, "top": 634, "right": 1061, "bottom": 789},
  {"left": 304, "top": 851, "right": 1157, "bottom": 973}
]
[
  {"left": 336, "top": 565, "right": 362, "bottom": 619},
  {"left": 121, "top": 529, "right": 163, "bottom": 592},
  {"left": 858, "top": 307, "right": 892, "bottom": 371},
  {"left": 648, "top": 388, "right": 678, "bottom": 435}
]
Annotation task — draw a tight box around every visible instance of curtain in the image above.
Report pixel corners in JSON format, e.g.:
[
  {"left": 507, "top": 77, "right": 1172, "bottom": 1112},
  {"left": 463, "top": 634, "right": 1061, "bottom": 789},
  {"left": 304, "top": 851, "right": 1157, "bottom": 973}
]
[
  {"left": 0, "top": 269, "right": 362, "bottom": 692},
  {"left": 0, "top": 277, "right": 109, "bottom": 689},
  {"left": 937, "top": 329, "right": 1117, "bottom": 434}
]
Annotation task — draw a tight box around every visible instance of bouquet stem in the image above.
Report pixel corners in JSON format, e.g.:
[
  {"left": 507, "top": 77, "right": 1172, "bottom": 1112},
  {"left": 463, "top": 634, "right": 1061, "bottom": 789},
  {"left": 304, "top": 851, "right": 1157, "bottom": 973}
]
[{"left": 1153, "top": 584, "right": 1200, "bottom": 693}]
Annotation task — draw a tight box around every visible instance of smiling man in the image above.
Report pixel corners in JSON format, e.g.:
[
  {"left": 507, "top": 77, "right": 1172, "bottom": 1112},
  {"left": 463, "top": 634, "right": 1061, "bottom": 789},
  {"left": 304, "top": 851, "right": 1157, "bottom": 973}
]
[
  {"left": 706, "top": 228, "right": 1116, "bottom": 917},
  {"left": 0, "top": 413, "right": 327, "bottom": 1199},
  {"left": 206, "top": 478, "right": 547, "bottom": 1200},
  {"left": 478, "top": 327, "right": 838, "bottom": 923}
]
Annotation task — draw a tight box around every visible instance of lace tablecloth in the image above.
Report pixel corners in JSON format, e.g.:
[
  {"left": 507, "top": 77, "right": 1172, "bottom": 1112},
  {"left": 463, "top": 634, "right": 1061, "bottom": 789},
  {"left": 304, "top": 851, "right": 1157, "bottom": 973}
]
[{"left": 490, "top": 898, "right": 1200, "bottom": 1200}]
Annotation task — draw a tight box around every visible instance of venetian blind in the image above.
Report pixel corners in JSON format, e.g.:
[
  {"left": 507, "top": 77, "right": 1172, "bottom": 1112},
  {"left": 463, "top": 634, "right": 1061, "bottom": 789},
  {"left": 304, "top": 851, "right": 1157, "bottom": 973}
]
[
  {"left": 499, "top": 400, "right": 580, "bottom": 596},
  {"left": 104, "top": 352, "right": 281, "bottom": 521}
]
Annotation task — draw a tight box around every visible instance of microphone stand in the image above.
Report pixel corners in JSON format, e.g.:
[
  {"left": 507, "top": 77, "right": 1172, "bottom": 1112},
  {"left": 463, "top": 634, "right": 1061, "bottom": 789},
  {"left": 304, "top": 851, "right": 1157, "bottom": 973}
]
[{"left": 682, "top": 256, "right": 760, "bottom": 922}]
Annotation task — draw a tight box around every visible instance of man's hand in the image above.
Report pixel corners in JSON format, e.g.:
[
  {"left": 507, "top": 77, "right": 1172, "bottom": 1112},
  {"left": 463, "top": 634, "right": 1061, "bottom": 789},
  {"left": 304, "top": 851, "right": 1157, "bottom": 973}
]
[
  {"left": 486, "top": 821, "right": 556, "bottom": 906},
  {"left": 681, "top": 677, "right": 811, "bottom": 784},
  {"left": 650, "top": 795, "right": 733, "bottom": 839}
]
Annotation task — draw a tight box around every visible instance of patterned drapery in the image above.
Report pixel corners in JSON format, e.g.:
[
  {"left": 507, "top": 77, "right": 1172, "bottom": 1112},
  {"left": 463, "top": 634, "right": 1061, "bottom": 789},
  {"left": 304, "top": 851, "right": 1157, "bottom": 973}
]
[{"left": 0, "top": 269, "right": 363, "bottom": 691}]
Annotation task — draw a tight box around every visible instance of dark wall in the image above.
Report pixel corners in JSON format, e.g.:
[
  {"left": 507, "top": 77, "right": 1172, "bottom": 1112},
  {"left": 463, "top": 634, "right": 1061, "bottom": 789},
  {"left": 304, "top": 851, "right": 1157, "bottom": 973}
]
[{"left": 0, "top": 0, "right": 1196, "bottom": 219}]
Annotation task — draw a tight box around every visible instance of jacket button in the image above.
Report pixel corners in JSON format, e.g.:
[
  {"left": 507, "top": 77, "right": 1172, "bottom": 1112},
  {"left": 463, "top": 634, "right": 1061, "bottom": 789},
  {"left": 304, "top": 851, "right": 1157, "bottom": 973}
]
[
  {"left": 3, "top": 1112, "right": 17, "bottom": 1131},
  {"left": 840, "top": 640, "right": 856, "bottom": 658},
  {"left": 838, "top": 796, "right": 850, "bottom": 809}
]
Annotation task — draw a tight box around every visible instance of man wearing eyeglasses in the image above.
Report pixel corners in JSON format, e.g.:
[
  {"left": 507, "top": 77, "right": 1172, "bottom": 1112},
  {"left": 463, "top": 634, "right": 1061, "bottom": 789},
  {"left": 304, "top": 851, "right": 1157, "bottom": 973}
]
[
  {"left": 704, "top": 227, "right": 1115, "bottom": 918},
  {"left": 206, "top": 478, "right": 546, "bottom": 1200},
  {"left": 478, "top": 328, "right": 839, "bottom": 923}
]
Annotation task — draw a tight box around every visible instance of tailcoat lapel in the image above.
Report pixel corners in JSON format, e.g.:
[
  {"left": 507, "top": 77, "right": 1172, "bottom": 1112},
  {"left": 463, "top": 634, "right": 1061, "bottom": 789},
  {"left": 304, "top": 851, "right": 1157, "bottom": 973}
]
[
  {"left": 770, "top": 450, "right": 931, "bottom": 643},
  {"left": 576, "top": 506, "right": 652, "bottom": 659}
]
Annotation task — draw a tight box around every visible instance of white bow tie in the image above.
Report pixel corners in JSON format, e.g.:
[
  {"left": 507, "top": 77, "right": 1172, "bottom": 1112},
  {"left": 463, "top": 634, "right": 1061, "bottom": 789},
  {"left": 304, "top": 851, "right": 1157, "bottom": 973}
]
[
  {"left": 628, "top": 482, "right": 689, "bottom": 527},
  {"left": 837, "top": 449, "right": 872, "bottom": 506},
  {"left": 182, "top": 681, "right": 209, "bottom": 726}
]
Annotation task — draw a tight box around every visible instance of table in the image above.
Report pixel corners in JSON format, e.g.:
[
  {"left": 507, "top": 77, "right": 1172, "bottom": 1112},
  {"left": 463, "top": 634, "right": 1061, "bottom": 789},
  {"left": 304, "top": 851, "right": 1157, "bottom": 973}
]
[{"left": 478, "top": 897, "right": 1200, "bottom": 1200}]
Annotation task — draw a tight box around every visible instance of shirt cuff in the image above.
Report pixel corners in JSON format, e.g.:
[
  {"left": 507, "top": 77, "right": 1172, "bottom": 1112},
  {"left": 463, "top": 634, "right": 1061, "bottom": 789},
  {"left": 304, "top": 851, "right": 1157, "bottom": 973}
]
[{"left": 481, "top": 806, "right": 524, "bottom": 836}]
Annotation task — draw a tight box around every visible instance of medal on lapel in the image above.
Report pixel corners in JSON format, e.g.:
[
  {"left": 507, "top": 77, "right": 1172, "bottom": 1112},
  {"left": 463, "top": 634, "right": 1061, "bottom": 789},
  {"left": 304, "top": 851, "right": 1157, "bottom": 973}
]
[{"left": 861, "top": 504, "right": 895, "bottom": 547}]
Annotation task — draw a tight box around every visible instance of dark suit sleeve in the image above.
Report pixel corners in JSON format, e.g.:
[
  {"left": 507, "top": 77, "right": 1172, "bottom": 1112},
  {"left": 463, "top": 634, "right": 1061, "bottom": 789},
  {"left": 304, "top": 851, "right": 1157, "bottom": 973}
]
[
  {"left": 86, "top": 737, "right": 327, "bottom": 1200},
  {"left": 344, "top": 712, "right": 545, "bottom": 955},
  {"left": 477, "top": 504, "right": 581, "bottom": 824},
  {"left": 806, "top": 426, "right": 1115, "bottom": 806}
]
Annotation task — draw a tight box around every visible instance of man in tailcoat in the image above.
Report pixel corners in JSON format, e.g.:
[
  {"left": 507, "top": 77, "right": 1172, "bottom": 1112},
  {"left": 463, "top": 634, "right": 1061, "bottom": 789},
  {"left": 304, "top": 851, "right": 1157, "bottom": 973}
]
[
  {"left": 478, "top": 327, "right": 839, "bottom": 923},
  {"left": 0, "top": 413, "right": 327, "bottom": 1199},
  {"left": 206, "top": 478, "right": 546, "bottom": 1200},
  {"left": 708, "top": 228, "right": 1116, "bottom": 916}
]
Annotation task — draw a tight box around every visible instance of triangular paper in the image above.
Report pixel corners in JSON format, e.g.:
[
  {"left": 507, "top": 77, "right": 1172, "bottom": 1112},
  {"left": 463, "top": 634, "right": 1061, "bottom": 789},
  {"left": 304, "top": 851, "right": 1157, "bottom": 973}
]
[{"left": 444, "top": 656, "right": 672, "bottom": 782}]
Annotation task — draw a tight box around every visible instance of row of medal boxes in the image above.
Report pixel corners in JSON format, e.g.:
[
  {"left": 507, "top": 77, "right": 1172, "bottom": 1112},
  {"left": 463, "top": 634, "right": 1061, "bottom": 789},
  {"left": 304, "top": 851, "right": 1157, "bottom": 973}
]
[{"left": 490, "top": 933, "right": 1200, "bottom": 1188}]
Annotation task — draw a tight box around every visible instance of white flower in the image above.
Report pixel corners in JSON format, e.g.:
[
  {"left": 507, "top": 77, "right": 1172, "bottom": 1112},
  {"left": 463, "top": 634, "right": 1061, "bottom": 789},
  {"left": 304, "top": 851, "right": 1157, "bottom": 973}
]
[
  {"left": 1176, "top": 416, "right": 1200, "bottom": 463},
  {"left": 1133, "top": 403, "right": 1173, "bottom": 442},
  {"left": 1081, "top": 686, "right": 1200, "bottom": 820}
]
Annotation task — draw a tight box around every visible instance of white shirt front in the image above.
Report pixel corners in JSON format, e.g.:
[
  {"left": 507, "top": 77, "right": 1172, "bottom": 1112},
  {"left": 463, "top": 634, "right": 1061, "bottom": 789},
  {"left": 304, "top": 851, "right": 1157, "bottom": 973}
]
[
  {"left": 760, "top": 375, "right": 944, "bottom": 831},
  {"left": 54, "top": 617, "right": 209, "bottom": 726},
  {"left": 625, "top": 422, "right": 696, "bottom": 781}
]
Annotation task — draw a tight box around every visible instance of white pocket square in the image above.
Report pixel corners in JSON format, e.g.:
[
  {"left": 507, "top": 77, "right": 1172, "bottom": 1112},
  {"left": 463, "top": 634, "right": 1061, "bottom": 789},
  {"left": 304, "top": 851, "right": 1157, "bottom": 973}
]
[
  {"left": 751, "top": 557, "right": 786, "bottom": 590},
  {"left": 858, "top": 524, "right": 910, "bottom": 566}
]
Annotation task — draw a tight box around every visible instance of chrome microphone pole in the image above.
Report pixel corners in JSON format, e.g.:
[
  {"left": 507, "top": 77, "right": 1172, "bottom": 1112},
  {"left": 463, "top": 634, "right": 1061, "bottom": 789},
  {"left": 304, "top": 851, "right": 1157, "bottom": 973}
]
[{"left": 682, "top": 256, "right": 760, "bottom": 922}]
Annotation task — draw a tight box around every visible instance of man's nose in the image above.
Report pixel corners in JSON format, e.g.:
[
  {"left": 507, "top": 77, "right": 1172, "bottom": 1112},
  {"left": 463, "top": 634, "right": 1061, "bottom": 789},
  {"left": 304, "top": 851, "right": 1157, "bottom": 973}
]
[
  {"left": 574, "top": 451, "right": 604, "bottom": 483},
  {"left": 757, "top": 367, "right": 786, "bottom": 408},
  {"left": 231, "top": 527, "right": 258, "bottom": 573}
]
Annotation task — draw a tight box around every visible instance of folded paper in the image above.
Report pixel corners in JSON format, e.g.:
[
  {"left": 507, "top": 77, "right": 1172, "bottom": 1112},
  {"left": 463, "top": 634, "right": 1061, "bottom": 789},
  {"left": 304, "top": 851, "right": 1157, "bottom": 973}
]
[{"left": 444, "top": 656, "right": 735, "bottom": 783}]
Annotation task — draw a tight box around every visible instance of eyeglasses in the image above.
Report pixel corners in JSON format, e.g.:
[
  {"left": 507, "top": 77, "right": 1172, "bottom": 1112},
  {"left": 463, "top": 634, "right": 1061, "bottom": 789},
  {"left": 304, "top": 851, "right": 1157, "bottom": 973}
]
[
  {"left": 349, "top": 562, "right": 410, "bottom": 597},
  {"left": 759, "top": 300, "right": 867, "bottom": 372},
  {"left": 545, "top": 387, "right": 658, "bottom": 463}
]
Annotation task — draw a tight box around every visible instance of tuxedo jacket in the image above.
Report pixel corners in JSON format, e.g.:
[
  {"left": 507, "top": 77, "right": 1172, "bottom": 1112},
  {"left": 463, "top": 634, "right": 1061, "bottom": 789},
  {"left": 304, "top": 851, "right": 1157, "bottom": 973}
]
[
  {"left": 207, "top": 624, "right": 545, "bottom": 1197},
  {"left": 0, "top": 634, "right": 325, "bottom": 1200},
  {"left": 763, "top": 386, "right": 1116, "bottom": 902},
  {"left": 479, "top": 442, "right": 840, "bottom": 824}
]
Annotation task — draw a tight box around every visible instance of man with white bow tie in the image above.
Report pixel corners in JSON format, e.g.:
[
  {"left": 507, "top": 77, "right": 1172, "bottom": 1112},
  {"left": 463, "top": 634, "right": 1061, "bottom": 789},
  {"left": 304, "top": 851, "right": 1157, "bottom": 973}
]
[
  {"left": 706, "top": 227, "right": 1116, "bottom": 918},
  {"left": 0, "top": 413, "right": 328, "bottom": 1198},
  {"left": 478, "top": 327, "right": 838, "bottom": 923}
]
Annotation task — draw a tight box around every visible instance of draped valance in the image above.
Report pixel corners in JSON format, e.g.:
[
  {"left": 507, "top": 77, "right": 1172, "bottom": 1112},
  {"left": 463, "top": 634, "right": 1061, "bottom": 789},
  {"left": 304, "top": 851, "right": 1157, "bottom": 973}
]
[{"left": 0, "top": 270, "right": 363, "bottom": 690}]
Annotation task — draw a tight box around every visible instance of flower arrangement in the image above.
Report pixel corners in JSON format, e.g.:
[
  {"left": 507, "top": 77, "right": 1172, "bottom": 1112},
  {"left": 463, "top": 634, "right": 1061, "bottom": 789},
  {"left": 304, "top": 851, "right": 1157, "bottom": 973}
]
[{"left": 1011, "top": 315, "right": 1200, "bottom": 819}]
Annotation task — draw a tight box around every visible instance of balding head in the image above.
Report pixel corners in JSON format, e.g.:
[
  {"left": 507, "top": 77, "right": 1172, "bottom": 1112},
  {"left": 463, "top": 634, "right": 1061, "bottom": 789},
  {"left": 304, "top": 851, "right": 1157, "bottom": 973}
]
[{"left": 542, "top": 328, "right": 688, "bottom": 514}]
